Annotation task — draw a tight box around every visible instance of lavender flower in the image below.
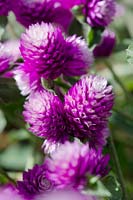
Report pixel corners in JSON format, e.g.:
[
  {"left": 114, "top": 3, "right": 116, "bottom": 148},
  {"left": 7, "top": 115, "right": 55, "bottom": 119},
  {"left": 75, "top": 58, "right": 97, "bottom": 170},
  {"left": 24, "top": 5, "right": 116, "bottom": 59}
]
[
  {"left": 11, "top": 0, "right": 73, "bottom": 31},
  {"left": 46, "top": 140, "right": 110, "bottom": 189},
  {"left": 17, "top": 164, "right": 52, "bottom": 199},
  {"left": 23, "top": 89, "right": 69, "bottom": 145},
  {"left": 35, "top": 189, "right": 97, "bottom": 200},
  {"left": 0, "top": 185, "right": 24, "bottom": 200},
  {"left": 93, "top": 29, "right": 116, "bottom": 57},
  {"left": 0, "top": 40, "right": 20, "bottom": 75},
  {"left": 20, "top": 22, "right": 93, "bottom": 80},
  {"left": 64, "top": 75, "right": 114, "bottom": 148},
  {"left": 83, "top": 0, "right": 116, "bottom": 27},
  {"left": 0, "top": 0, "right": 11, "bottom": 16}
]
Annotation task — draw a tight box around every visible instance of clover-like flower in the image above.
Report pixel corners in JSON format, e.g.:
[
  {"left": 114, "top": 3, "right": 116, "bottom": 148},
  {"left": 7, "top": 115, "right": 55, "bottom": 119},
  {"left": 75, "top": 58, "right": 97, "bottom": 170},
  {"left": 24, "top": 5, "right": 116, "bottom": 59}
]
[
  {"left": 20, "top": 22, "right": 93, "bottom": 80},
  {"left": 64, "top": 75, "right": 114, "bottom": 148},
  {"left": 46, "top": 140, "right": 110, "bottom": 189},
  {"left": 17, "top": 164, "right": 52, "bottom": 199}
]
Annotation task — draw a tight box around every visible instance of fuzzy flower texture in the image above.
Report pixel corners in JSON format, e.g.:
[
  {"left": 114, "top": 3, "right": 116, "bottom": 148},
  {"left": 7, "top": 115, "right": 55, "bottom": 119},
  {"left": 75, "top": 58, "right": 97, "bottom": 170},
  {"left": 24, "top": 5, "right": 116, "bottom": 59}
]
[
  {"left": 23, "top": 89, "right": 69, "bottom": 146},
  {"left": 11, "top": 0, "right": 73, "bottom": 31},
  {"left": 64, "top": 75, "right": 114, "bottom": 147},
  {"left": 17, "top": 141, "right": 109, "bottom": 199},
  {"left": 23, "top": 75, "right": 114, "bottom": 151},
  {"left": 14, "top": 22, "right": 93, "bottom": 95},
  {"left": 46, "top": 140, "right": 110, "bottom": 189},
  {"left": 17, "top": 164, "right": 52, "bottom": 199}
]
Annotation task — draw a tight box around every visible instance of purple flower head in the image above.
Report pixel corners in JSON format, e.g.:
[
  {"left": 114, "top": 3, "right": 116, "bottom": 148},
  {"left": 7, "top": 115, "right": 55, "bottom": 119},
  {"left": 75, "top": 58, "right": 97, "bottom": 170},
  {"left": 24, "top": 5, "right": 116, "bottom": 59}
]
[
  {"left": 83, "top": 0, "right": 116, "bottom": 27},
  {"left": 0, "top": 185, "right": 24, "bottom": 200},
  {"left": 20, "top": 22, "right": 93, "bottom": 81},
  {"left": 11, "top": 0, "right": 72, "bottom": 31},
  {"left": 64, "top": 75, "right": 114, "bottom": 148},
  {"left": 46, "top": 140, "right": 110, "bottom": 189},
  {"left": 0, "top": 0, "right": 11, "bottom": 16},
  {"left": 93, "top": 29, "right": 116, "bottom": 57},
  {"left": 23, "top": 89, "right": 69, "bottom": 144},
  {"left": 0, "top": 40, "right": 20, "bottom": 75},
  {"left": 17, "top": 164, "right": 52, "bottom": 199},
  {"left": 35, "top": 189, "right": 97, "bottom": 200}
]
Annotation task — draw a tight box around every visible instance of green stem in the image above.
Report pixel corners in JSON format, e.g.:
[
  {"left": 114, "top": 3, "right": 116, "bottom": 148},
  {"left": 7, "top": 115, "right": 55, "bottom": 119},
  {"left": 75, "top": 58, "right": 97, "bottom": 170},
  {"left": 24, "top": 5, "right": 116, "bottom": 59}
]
[
  {"left": 105, "top": 60, "right": 130, "bottom": 100},
  {"left": 0, "top": 168, "right": 16, "bottom": 184},
  {"left": 109, "top": 134, "right": 128, "bottom": 200}
]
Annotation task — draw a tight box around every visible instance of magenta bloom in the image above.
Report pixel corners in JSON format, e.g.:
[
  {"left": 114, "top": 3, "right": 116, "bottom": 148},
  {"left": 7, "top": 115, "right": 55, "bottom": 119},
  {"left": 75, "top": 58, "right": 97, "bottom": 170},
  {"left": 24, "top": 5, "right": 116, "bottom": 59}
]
[
  {"left": 93, "top": 29, "right": 116, "bottom": 57},
  {"left": 17, "top": 164, "right": 52, "bottom": 199},
  {"left": 11, "top": 0, "right": 72, "bottom": 31},
  {"left": 0, "top": 185, "right": 24, "bottom": 200},
  {"left": 64, "top": 75, "right": 114, "bottom": 148},
  {"left": 83, "top": 0, "right": 116, "bottom": 27},
  {"left": 20, "top": 23, "right": 93, "bottom": 80},
  {"left": 46, "top": 140, "right": 110, "bottom": 189},
  {"left": 0, "top": 0, "right": 11, "bottom": 16},
  {"left": 0, "top": 40, "right": 20, "bottom": 75},
  {"left": 23, "top": 89, "right": 69, "bottom": 144}
]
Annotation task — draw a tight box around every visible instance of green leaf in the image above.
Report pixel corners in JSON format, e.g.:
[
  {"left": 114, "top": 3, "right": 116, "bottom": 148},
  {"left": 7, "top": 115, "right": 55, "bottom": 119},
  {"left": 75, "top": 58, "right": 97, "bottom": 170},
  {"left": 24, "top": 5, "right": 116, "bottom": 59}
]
[
  {"left": 87, "top": 27, "right": 104, "bottom": 48},
  {"left": 0, "top": 143, "right": 33, "bottom": 171},
  {"left": 103, "top": 175, "right": 123, "bottom": 200},
  {"left": 0, "top": 16, "right": 8, "bottom": 40}
]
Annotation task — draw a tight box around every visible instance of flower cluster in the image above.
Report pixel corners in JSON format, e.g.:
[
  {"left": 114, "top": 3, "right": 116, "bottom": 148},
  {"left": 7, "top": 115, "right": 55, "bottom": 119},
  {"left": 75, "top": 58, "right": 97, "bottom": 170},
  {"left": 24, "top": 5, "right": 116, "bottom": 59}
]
[
  {"left": 0, "top": 0, "right": 117, "bottom": 199},
  {"left": 16, "top": 140, "right": 109, "bottom": 199},
  {"left": 23, "top": 74, "right": 114, "bottom": 150}
]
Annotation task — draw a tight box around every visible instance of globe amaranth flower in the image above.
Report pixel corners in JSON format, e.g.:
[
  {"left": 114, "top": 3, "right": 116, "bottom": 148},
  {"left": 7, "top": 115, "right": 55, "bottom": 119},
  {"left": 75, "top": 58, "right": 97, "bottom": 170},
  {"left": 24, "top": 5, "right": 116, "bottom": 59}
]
[
  {"left": 46, "top": 140, "right": 110, "bottom": 190},
  {"left": 93, "top": 29, "right": 116, "bottom": 57},
  {"left": 64, "top": 75, "right": 114, "bottom": 148},
  {"left": 35, "top": 189, "right": 97, "bottom": 200},
  {"left": 0, "top": 40, "right": 20, "bottom": 76},
  {"left": 17, "top": 164, "right": 52, "bottom": 199},
  {"left": 20, "top": 22, "right": 93, "bottom": 81},
  {"left": 11, "top": 0, "right": 73, "bottom": 31},
  {"left": 0, "top": 0, "right": 11, "bottom": 16},
  {"left": 23, "top": 89, "right": 69, "bottom": 146},
  {"left": 83, "top": 0, "right": 116, "bottom": 27},
  {"left": 0, "top": 185, "right": 24, "bottom": 200}
]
